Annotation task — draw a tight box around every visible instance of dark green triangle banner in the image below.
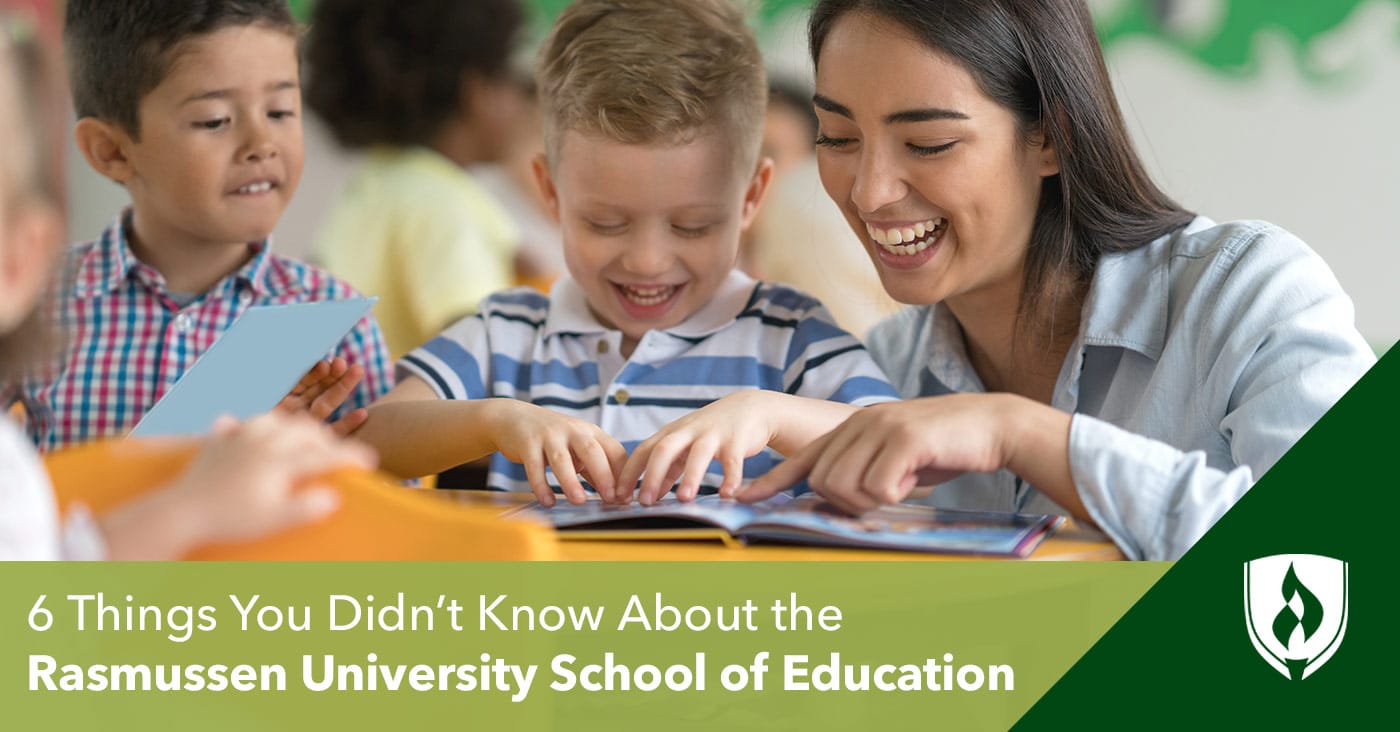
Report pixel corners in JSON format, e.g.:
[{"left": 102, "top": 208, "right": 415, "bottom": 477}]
[{"left": 1014, "top": 347, "right": 1398, "bottom": 728}]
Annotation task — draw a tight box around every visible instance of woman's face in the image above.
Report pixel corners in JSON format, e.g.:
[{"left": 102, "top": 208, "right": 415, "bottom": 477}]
[{"left": 813, "top": 12, "right": 1057, "bottom": 309}]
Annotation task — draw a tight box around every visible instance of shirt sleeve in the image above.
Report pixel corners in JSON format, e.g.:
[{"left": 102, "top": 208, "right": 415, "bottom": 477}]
[
  {"left": 402, "top": 202, "right": 516, "bottom": 339},
  {"left": 1069, "top": 228, "right": 1375, "bottom": 561},
  {"left": 395, "top": 311, "right": 494, "bottom": 401},
  {"left": 783, "top": 302, "right": 900, "bottom": 406}
]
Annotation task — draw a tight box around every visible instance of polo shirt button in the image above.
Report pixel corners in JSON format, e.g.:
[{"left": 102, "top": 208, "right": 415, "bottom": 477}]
[
  {"left": 239, "top": 290, "right": 253, "bottom": 305},
  {"left": 597, "top": 340, "right": 609, "bottom": 354},
  {"left": 175, "top": 313, "right": 193, "bottom": 333},
  {"left": 614, "top": 389, "right": 630, "bottom": 405}
]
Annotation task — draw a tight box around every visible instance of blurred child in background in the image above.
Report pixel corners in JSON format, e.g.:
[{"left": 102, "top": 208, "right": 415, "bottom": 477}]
[
  {"left": 469, "top": 75, "right": 567, "bottom": 294},
  {"left": 307, "top": 0, "right": 528, "bottom": 358},
  {"left": 0, "top": 12, "right": 374, "bottom": 560},
  {"left": 746, "top": 77, "right": 901, "bottom": 337},
  {"left": 9, "top": 0, "right": 392, "bottom": 452}
]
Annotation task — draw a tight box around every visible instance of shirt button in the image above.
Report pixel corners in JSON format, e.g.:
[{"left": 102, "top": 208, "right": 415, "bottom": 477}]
[
  {"left": 614, "top": 389, "right": 630, "bottom": 405},
  {"left": 238, "top": 290, "right": 253, "bottom": 305},
  {"left": 597, "top": 340, "right": 609, "bottom": 354},
  {"left": 174, "top": 313, "right": 193, "bottom": 333}
]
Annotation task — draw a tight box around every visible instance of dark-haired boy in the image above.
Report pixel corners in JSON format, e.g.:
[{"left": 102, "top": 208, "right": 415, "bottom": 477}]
[{"left": 12, "top": 0, "right": 392, "bottom": 450}]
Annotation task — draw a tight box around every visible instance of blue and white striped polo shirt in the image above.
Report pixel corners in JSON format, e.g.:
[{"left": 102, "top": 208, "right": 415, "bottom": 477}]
[{"left": 398, "top": 270, "right": 899, "bottom": 493}]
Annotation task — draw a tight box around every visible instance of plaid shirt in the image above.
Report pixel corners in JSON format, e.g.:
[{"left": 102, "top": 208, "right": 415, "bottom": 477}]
[{"left": 11, "top": 211, "right": 393, "bottom": 452}]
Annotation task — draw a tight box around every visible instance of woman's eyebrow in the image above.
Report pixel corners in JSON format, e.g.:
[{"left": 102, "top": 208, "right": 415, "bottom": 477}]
[{"left": 812, "top": 93, "right": 969, "bottom": 124}]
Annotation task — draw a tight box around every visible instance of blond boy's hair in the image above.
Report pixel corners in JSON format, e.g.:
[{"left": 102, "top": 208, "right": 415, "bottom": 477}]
[{"left": 536, "top": 0, "right": 767, "bottom": 173}]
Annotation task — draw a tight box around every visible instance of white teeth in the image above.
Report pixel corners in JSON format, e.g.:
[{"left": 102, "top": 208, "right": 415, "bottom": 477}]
[
  {"left": 866, "top": 217, "right": 946, "bottom": 256},
  {"left": 237, "top": 182, "right": 273, "bottom": 194},
  {"left": 621, "top": 284, "right": 676, "bottom": 306}
]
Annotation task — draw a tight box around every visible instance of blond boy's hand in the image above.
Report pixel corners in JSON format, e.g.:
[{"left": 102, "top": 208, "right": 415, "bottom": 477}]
[
  {"left": 277, "top": 357, "right": 368, "bottom": 436},
  {"left": 487, "top": 400, "right": 628, "bottom": 507},
  {"left": 617, "top": 391, "right": 777, "bottom": 506}
]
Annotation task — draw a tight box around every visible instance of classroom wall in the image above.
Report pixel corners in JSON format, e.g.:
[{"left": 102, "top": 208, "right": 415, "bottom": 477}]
[{"left": 63, "top": 0, "right": 1400, "bottom": 349}]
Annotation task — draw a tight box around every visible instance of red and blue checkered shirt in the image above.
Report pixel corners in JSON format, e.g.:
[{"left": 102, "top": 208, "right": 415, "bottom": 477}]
[{"left": 10, "top": 211, "right": 394, "bottom": 452}]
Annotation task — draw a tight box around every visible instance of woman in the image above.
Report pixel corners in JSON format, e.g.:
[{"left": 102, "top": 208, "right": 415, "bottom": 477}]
[{"left": 737, "top": 0, "right": 1375, "bottom": 560}]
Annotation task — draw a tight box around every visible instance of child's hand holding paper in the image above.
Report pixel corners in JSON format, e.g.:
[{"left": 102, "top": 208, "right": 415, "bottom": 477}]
[{"left": 276, "top": 356, "right": 368, "bottom": 435}]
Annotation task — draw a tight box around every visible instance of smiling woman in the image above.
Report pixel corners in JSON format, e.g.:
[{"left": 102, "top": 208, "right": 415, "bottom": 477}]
[{"left": 739, "top": 0, "right": 1378, "bottom": 561}]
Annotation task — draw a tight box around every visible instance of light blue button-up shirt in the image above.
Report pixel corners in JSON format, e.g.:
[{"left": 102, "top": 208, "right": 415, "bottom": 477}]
[{"left": 866, "top": 218, "right": 1376, "bottom": 560}]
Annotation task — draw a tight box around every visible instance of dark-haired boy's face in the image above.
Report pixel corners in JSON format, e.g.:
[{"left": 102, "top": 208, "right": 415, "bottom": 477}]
[
  {"left": 812, "top": 12, "right": 1057, "bottom": 313},
  {"left": 120, "top": 25, "right": 303, "bottom": 252}
]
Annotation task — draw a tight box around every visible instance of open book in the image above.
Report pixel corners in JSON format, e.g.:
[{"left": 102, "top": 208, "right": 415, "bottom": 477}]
[{"left": 507, "top": 493, "right": 1065, "bottom": 557}]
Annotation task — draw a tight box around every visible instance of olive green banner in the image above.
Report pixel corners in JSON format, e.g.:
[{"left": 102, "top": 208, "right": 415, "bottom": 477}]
[{"left": 3, "top": 562, "right": 1163, "bottom": 730}]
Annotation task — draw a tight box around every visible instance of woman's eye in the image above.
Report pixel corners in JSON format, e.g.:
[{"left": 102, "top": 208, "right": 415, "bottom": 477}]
[
  {"left": 908, "top": 141, "right": 957, "bottom": 157},
  {"left": 268, "top": 109, "right": 296, "bottom": 120},
  {"left": 815, "top": 133, "right": 855, "bottom": 150}
]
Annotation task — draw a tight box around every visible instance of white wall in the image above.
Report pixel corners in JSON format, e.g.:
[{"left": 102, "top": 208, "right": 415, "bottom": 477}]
[{"left": 1107, "top": 1, "right": 1400, "bottom": 349}]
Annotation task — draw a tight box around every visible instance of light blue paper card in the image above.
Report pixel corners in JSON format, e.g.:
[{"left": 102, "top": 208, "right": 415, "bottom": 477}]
[{"left": 129, "top": 297, "right": 375, "bottom": 438}]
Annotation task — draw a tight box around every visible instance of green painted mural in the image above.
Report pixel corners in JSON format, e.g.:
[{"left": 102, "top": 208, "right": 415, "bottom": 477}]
[
  {"left": 289, "top": 0, "right": 1396, "bottom": 82},
  {"left": 1094, "top": 0, "right": 1400, "bottom": 81}
]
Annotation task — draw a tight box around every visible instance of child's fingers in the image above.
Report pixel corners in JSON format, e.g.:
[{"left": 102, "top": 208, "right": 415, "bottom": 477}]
[
  {"left": 547, "top": 443, "right": 589, "bottom": 505},
  {"left": 308, "top": 364, "right": 365, "bottom": 421},
  {"left": 738, "top": 436, "right": 824, "bottom": 502},
  {"left": 574, "top": 438, "right": 617, "bottom": 503},
  {"left": 521, "top": 449, "right": 555, "bottom": 508},
  {"left": 296, "top": 361, "right": 331, "bottom": 394},
  {"left": 210, "top": 414, "right": 241, "bottom": 437},
  {"left": 270, "top": 427, "right": 375, "bottom": 479},
  {"left": 331, "top": 408, "right": 369, "bottom": 437},
  {"left": 638, "top": 434, "right": 688, "bottom": 505},
  {"left": 717, "top": 445, "right": 744, "bottom": 498},
  {"left": 676, "top": 436, "right": 719, "bottom": 502},
  {"left": 601, "top": 438, "right": 631, "bottom": 503},
  {"left": 272, "top": 485, "right": 341, "bottom": 533},
  {"left": 614, "top": 438, "right": 655, "bottom": 504}
]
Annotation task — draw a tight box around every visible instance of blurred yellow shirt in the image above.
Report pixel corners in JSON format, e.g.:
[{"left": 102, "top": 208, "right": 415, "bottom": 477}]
[{"left": 315, "top": 147, "right": 518, "bottom": 357}]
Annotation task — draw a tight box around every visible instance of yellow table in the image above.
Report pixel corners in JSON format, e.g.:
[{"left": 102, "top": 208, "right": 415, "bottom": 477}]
[{"left": 432, "top": 491, "right": 1125, "bottom": 562}]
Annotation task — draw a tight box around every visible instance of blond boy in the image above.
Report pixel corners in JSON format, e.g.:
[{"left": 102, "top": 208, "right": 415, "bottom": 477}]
[{"left": 356, "top": 0, "right": 897, "bottom": 505}]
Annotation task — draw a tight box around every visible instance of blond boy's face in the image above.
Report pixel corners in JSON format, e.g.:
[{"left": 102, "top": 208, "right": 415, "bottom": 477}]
[
  {"left": 120, "top": 24, "right": 303, "bottom": 250},
  {"left": 540, "top": 131, "right": 769, "bottom": 353}
]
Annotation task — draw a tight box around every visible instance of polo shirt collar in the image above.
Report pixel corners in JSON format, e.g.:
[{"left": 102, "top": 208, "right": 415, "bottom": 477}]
[{"left": 544, "top": 270, "right": 759, "bottom": 340}]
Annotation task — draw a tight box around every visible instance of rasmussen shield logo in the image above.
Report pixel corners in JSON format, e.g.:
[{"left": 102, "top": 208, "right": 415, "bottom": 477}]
[{"left": 1244, "top": 554, "right": 1348, "bottom": 680}]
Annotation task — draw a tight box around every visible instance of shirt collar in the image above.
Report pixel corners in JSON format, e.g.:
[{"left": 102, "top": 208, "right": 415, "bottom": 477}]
[
  {"left": 918, "top": 217, "right": 1213, "bottom": 396},
  {"left": 920, "top": 303, "right": 985, "bottom": 394},
  {"left": 70, "top": 208, "right": 280, "bottom": 301},
  {"left": 543, "top": 270, "right": 760, "bottom": 340},
  {"left": 1077, "top": 216, "right": 1212, "bottom": 361}
]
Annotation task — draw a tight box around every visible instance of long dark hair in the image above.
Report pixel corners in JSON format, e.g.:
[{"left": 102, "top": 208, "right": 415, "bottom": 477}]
[{"left": 811, "top": 0, "right": 1194, "bottom": 329}]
